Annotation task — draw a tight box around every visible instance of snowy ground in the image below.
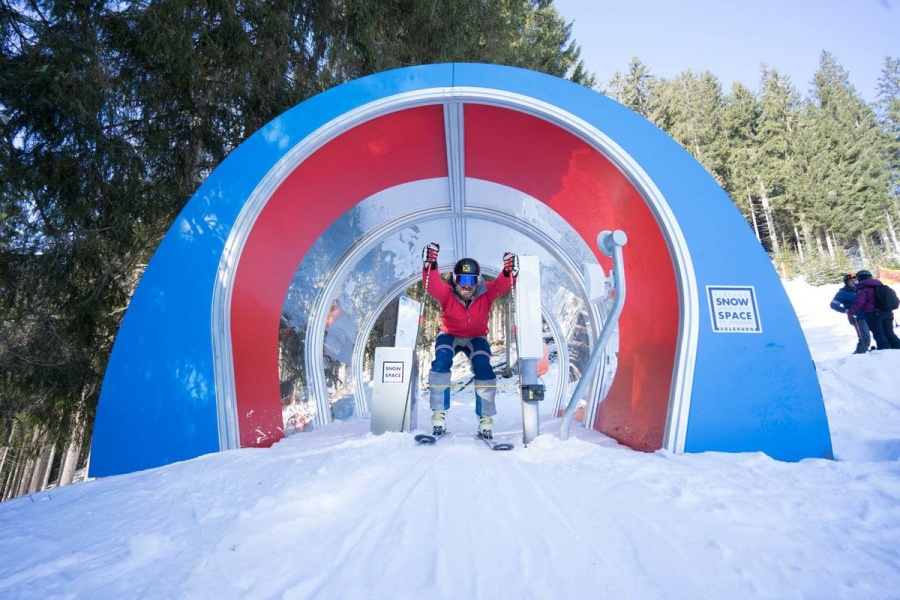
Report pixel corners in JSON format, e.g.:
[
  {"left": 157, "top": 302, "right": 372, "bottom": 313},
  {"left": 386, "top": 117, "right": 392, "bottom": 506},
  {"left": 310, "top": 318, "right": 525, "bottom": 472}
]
[{"left": 1, "top": 280, "right": 899, "bottom": 600}]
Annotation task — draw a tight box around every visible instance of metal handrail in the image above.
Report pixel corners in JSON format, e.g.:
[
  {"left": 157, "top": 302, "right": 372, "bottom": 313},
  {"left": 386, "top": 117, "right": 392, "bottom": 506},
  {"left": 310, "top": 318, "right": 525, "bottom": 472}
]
[{"left": 559, "top": 230, "right": 628, "bottom": 440}]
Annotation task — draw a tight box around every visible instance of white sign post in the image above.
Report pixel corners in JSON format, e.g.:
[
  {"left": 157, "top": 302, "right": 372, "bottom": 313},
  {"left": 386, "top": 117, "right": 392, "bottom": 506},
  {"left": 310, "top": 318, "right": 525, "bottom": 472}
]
[
  {"left": 370, "top": 295, "right": 421, "bottom": 435},
  {"left": 371, "top": 347, "right": 416, "bottom": 435}
]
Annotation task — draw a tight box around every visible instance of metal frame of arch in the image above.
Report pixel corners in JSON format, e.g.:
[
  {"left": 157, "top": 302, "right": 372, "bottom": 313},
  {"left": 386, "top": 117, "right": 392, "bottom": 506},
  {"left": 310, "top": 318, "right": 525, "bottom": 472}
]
[{"left": 89, "top": 63, "right": 831, "bottom": 478}]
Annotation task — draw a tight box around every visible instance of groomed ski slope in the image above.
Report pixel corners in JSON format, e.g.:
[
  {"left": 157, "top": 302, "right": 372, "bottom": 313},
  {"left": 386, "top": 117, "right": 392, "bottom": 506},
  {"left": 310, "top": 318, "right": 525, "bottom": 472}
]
[{"left": 0, "top": 279, "right": 899, "bottom": 599}]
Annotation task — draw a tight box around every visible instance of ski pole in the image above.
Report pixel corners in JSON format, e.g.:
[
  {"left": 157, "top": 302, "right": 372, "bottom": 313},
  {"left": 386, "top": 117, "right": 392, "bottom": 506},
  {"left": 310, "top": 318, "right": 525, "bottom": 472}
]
[
  {"left": 419, "top": 262, "right": 432, "bottom": 331},
  {"left": 509, "top": 272, "right": 518, "bottom": 378},
  {"left": 406, "top": 258, "right": 434, "bottom": 429},
  {"left": 415, "top": 259, "right": 434, "bottom": 369},
  {"left": 502, "top": 291, "right": 514, "bottom": 378}
]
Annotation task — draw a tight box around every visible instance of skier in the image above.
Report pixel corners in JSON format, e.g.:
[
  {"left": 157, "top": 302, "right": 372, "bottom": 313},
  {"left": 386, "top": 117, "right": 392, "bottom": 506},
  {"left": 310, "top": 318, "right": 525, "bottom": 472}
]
[
  {"left": 848, "top": 269, "right": 900, "bottom": 350},
  {"left": 421, "top": 243, "right": 518, "bottom": 439},
  {"left": 830, "top": 273, "right": 871, "bottom": 354}
]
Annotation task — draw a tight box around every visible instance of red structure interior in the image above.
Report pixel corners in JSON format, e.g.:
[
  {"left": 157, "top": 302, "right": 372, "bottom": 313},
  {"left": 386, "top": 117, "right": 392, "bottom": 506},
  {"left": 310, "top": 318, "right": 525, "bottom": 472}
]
[{"left": 464, "top": 105, "right": 678, "bottom": 451}]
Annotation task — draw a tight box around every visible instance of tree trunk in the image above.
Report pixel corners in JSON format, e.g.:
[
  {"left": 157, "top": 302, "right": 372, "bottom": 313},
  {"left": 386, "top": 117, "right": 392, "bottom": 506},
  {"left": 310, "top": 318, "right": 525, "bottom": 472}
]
[
  {"left": 3, "top": 458, "right": 24, "bottom": 501},
  {"left": 0, "top": 422, "right": 16, "bottom": 501},
  {"left": 15, "top": 429, "right": 41, "bottom": 498},
  {"left": 746, "top": 189, "right": 761, "bottom": 242},
  {"left": 0, "top": 463, "right": 9, "bottom": 501},
  {"left": 794, "top": 225, "right": 805, "bottom": 261},
  {"left": 41, "top": 445, "right": 57, "bottom": 490},
  {"left": 879, "top": 229, "right": 893, "bottom": 258},
  {"left": 27, "top": 439, "right": 56, "bottom": 494},
  {"left": 887, "top": 211, "right": 899, "bottom": 256},
  {"left": 12, "top": 458, "right": 26, "bottom": 499},
  {"left": 27, "top": 440, "right": 46, "bottom": 494},
  {"left": 0, "top": 421, "right": 14, "bottom": 480},
  {"left": 799, "top": 214, "right": 816, "bottom": 258},
  {"left": 825, "top": 230, "right": 836, "bottom": 259},
  {"left": 759, "top": 184, "right": 779, "bottom": 254},
  {"left": 58, "top": 413, "right": 85, "bottom": 487},
  {"left": 58, "top": 435, "right": 82, "bottom": 487},
  {"left": 16, "top": 458, "right": 34, "bottom": 497},
  {"left": 858, "top": 235, "right": 869, "bottom": 266}
]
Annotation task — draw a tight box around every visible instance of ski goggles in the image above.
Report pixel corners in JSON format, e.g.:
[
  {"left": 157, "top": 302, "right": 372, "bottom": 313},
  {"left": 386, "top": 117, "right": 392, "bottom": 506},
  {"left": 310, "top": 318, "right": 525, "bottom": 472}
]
[{"left": 455, "top": 274, "right": 478, "bottom": 288}]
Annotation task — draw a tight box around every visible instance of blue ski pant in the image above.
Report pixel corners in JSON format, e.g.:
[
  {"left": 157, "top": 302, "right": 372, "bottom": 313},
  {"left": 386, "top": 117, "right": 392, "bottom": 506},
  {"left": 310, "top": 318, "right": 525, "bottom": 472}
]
[{"left": 428, "top": 333, "right": 497, "bottom": 416}]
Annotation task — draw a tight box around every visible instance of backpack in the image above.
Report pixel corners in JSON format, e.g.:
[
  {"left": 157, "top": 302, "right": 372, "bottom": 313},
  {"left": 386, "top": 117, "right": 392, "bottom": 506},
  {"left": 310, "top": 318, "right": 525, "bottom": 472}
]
[{"left": 873, "top": 284, "right": 900, "bottom": 311}]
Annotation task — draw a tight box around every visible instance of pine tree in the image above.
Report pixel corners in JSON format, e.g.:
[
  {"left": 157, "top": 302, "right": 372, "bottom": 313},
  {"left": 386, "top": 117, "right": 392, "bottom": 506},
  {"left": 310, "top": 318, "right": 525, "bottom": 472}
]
[
  {"left": 787, "top": 52, "right": 893, "bottom": 264},
  {"left": 721, "top": 82, "right": 764, "bottom": 240},
  {"left": 507, "top": 0, "right": 595, "bottom": 86},
  {"left": 875, "top": 56, "right": 900, "bottom": 254},
  {"left": 318, "top": 0, "right": 593, "bottom": 86},
  {"left": 605, "top": 56, "right": 659, "bottom": 119},
  {"left": 755, "top": 67, "right": 802, "bottom": 255},
  {"left": 1, "top": 0, "right": 136, "bottom": 454},
  {"left": 661, "top": 69, "right": 728, "bottom": 184}
]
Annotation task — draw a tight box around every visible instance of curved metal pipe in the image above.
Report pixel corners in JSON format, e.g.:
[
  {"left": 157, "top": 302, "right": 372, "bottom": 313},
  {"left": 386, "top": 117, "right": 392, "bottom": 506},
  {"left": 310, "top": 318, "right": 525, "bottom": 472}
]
[{"left": 559, "top": 230, "right": 628, "bottom": 441}]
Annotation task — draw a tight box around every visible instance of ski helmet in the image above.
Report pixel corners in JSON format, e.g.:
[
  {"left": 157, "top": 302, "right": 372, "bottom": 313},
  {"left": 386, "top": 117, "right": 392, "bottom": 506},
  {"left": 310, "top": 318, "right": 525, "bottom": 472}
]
[
  {"left": 453, "top": 258, "right": 480, "bottom": 286},
  {"left": 856, "top": 269, "right": 873, "bottom": 280},
  {"left": 453, "top": 258, "right": 480, "bottom": 276}
]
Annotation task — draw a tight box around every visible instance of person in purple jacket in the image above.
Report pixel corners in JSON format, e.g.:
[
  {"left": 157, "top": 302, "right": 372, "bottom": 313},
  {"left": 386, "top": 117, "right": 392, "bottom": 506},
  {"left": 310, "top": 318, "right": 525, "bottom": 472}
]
[{"left": 848, "top": 270, "right": 900, "bottom": 350}]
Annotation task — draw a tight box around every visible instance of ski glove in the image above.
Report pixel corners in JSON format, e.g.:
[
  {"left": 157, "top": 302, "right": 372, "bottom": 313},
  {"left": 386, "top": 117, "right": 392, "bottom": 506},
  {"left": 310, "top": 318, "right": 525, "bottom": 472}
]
[
  {"left": 422, "top": 242, "right": 440, "bottom": 267},
  {"left": 502, "top": 252, "right": 519, "bottom": 277}
]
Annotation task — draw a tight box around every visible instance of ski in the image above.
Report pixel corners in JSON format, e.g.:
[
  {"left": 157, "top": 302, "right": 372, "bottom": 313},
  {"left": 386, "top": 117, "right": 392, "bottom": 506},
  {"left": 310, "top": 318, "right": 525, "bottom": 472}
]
[
  {"left": 415, "top": 430, "right": 513, "bottom": 450},
  {"left": 415, "top": 431, "right": 448, "bottom": 445},
  {"left": 477, "top": 433, "right": 514, "bottom": 451}
]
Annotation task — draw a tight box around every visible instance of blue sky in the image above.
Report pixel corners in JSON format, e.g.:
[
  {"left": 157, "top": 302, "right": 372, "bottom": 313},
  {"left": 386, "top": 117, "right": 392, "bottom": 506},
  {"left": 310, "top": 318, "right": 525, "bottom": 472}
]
[{"left": 553, "top": 0, "right": 899, "bottom": 102}]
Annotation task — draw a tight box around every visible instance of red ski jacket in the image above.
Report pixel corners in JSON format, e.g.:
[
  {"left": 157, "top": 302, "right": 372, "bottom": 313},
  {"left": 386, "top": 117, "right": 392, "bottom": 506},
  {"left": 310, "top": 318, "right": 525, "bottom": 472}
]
[{"left": 423, "top": 266, "right": 513, "bottom": 338}]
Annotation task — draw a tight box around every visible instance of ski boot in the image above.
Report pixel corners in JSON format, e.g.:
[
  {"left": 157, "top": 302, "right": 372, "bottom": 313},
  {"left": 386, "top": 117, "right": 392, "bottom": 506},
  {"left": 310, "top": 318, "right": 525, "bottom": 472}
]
[
  {"left": 478, "top": 415, "right": 494, "bottom": 440},
  {"left": 431, "top": 410, "right": 446, "bottom": 436}
]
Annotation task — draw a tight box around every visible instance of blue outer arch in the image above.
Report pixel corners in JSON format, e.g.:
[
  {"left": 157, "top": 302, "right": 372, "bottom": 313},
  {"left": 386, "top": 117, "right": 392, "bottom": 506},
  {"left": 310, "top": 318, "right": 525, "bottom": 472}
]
[{"left": 89, "top": 63, "right": 831, "bottom": 477}]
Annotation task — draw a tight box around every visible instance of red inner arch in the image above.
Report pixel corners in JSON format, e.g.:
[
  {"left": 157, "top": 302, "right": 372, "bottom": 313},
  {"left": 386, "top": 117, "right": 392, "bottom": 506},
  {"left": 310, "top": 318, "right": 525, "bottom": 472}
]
[
  {"left": 231, "top": 104, "right": 678, "bottom": 451},
  {"left": 231, "top": 106, "right": 448, "bottom": 447}
]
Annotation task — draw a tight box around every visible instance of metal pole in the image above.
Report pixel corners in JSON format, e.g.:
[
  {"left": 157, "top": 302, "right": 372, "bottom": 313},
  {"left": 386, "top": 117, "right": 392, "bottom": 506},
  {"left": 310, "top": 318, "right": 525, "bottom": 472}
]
[{"left": 559, "top": 230, "right": 628, "bottom": 441}]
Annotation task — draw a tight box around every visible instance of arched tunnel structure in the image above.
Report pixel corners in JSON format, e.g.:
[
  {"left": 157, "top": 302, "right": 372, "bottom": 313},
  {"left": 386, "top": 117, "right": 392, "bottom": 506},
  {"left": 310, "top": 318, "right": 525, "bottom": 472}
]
[{"left": 89, "top": 64, "right": 832, "bottom": 477}]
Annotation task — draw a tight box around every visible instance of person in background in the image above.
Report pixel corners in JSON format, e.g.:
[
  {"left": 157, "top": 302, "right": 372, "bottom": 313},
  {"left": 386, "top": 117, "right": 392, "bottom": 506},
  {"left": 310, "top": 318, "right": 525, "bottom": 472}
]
[
  {"left": 830, "top": 273, "right": 871, "bottom": 354},
  {"left": 421, "top": 243, "right": 518, "bottom": 439},
  {"left": 848, "top": 269, "right": 900, "bottom": 350}
]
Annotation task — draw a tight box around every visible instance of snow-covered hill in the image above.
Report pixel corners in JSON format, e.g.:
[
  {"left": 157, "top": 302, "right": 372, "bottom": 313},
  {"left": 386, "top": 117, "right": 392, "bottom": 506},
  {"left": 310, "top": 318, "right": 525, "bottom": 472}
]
[{"left": 1, "top": 280, "right": 899, "bottom": 599}]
